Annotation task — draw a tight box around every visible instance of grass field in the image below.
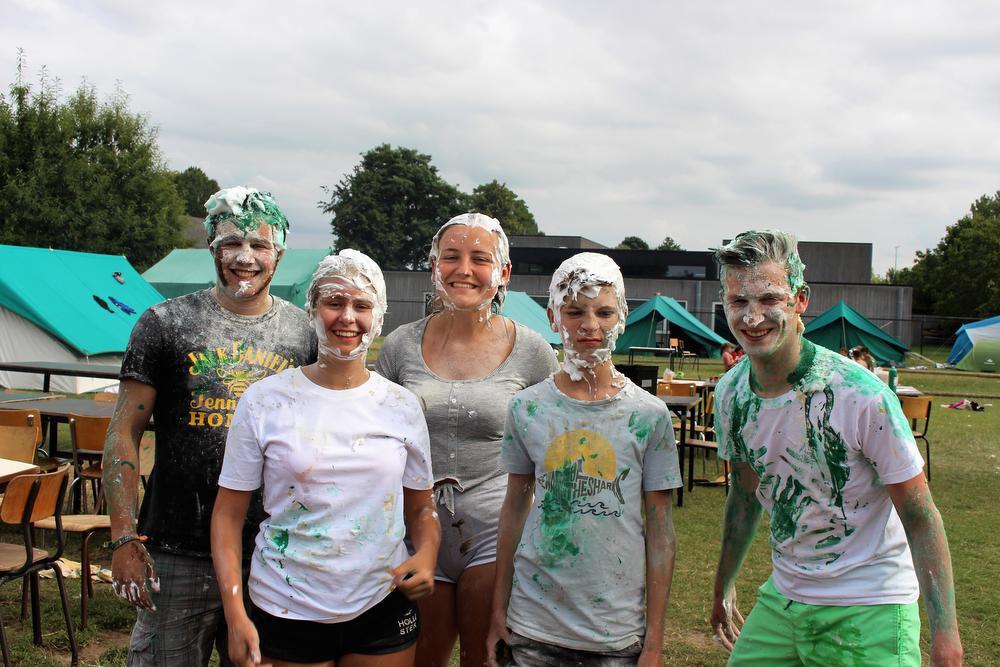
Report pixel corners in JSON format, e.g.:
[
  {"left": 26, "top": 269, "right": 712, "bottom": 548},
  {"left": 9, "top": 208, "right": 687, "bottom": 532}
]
[{"left": 0, "top": 354, "right": 997, "bottom": 665}]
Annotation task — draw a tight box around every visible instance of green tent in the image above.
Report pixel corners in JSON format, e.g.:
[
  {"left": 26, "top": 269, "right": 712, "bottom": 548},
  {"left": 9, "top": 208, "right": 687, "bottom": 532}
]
[
  {"left": 0, "top": 245, "right": 164, "bottom": 392},
  {"left": 947, "top": 315, "right": 1000, "bottom": 372},
  {"left": 614, "top": 295, "right": 727, "bottom": 357},
  {"left": 501, "top": 291, "right": 560, "bottom": 345},
  {"left": 143, "top": 248, "right": 330, "bottom": 309},
  {"left": 803, "top": 300, "right": 908, "bottom": 365}
]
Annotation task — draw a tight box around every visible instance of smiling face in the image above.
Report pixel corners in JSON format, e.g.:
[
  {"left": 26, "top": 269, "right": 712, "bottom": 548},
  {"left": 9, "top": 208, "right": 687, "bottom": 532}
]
[
  {"left": 722, "top": 260, "right": 808, "bottom": 362},
  {"left": 311, "top": 278, "right": 376, "bottom": 361},
  {"left": 550, "top": 285, "right": 621, "bottom": 364},
  {"left": 210, "top": 220, "right": 281, "bottom": 300},
  {"left": 431, "top": 224, "right": 510, "bottom": 311}
]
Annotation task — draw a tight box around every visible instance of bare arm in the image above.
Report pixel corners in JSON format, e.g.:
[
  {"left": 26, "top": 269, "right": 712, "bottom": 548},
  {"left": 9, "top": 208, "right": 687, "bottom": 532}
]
[
  {"left": 887, "top": 475, "right": 963, "bottom": 666},
  {"left": 210, "top": 487, "right": 260, "bottom": 667},
  {"left": 102, "top": 379, "right": 157, "bottom": 608},
  {"left": 486, "top": 472, "right": 535, "bottom": 667},
  {"left": 392, "top": 488, "right": 441, "bottom": 600},
  {"left": 711, "top": 461, "right": 763, "bottom": 650},
  {"left": 640, "top": 490, "right": 676, "bottom": 667}
]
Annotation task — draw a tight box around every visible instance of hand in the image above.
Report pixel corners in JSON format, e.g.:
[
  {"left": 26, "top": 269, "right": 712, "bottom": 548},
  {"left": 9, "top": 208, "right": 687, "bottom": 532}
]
[
  {"left": 110, "top": 540, "right": 159, "bottom": 610},
  {"left": 930, "top": 631, "right": 963, "bottom": 666},
  {"left": 710, "top": 592, "right": 744, "bottom": 652},
  {"left": 227, "top": 614, "right": 270, "bottom": 667},
  {"left": 391, "top": 553, "right": 435, "bottom": 601},
  {"left": 485, "top": 611, "right": 511, "bottom": 667}
]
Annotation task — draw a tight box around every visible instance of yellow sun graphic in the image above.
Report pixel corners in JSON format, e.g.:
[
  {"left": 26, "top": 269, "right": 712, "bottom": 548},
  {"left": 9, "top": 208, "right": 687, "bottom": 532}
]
[{"left": 544, "top": 429, "right": 617, "bottom": 480}]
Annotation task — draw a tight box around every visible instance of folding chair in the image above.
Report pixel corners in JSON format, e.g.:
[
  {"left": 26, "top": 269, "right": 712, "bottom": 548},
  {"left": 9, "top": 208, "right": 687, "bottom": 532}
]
[
  {"left": 900, "top": 395, "right": 933, "bottom": 480},
  {"left": 0, "top": 465, "right": 76, "bottom": 666}
]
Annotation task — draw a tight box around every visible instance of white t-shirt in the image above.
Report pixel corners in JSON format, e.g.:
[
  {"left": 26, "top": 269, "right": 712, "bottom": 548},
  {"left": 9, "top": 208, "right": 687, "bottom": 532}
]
[
  {"left": 220, "top": 368, "right": 433, "bottom": 621},
  {"left": 501, "top": 377, "right": 682, "bottom": 651},
  {"left": 716, "top": 341, "right": 924, "bottom": 605}
]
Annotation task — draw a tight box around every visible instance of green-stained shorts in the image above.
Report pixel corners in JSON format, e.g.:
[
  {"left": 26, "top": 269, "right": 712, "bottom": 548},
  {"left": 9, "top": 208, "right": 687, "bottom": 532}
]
[{"left": 728, "top": 577, "right": 920, "bottom": 667}]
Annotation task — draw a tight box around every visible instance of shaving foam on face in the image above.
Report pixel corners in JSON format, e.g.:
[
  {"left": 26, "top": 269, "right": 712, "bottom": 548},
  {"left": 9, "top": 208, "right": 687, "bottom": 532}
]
[
  {"left": 547, "top": 253, "right": 627, "bottom": 381},
  {"left": 428, "top": 213, "right": 510, "bottom": 313},
  {"left": 308, "top": 249, "right": 387, "bottom": 361}
]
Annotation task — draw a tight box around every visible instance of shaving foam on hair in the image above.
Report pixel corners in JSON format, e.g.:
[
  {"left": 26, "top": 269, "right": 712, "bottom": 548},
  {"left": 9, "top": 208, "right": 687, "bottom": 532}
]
[
  {"left": 204, "top": 186, "right": 290, "bottom": 249},
  {"left": 547, "top": 253, "right": 627, "bottom": 381},
  {"left": 307, "top": 249, "right": 387, "bottom": 361},
  {"left": 428, "top": 213, "right": 510, "bottom": 312}
]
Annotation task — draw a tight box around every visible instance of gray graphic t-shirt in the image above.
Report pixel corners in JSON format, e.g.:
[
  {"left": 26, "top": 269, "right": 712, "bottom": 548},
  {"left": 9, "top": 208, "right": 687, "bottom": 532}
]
[
  {"left": 121, "top": 289, "right": 316, "bottom": 557},
  {"left": 501, "top": 377, "right": 681, "bottom": 652}
]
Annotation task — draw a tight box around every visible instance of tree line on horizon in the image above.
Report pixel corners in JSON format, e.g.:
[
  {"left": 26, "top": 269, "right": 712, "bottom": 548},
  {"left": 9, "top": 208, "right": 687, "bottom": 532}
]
[{"left": 1, "top": 55, "right": 997, "bottom": 319}]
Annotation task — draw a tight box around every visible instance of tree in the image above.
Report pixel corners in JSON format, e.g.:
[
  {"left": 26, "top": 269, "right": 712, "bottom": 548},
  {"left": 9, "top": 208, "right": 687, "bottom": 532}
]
[
  {"left": 617, "top": 236, "right": 649, "bottom": 250},
  {"left": 900, "top": 191, "right": 1000, "bottom": 317},
  {"left": 173, "top": 166, "right": 220, "bottom": 217},
  {"left": 0, "top": 55, "right": 185, "bottom": 271},
  {"left": 320, "top": 144, "right": 468, "bottom": 269},
  {"left": 656, "top": 235, "right": 682, "bottom": 251},
  {"left": 467, "top": 180, "right": 541, "bottom": 236}
]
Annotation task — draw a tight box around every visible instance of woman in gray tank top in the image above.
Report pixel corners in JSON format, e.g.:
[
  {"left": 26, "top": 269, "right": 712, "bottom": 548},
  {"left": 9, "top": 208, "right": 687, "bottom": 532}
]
[{"left": 376, "top": 213, "right": 558, "bottom": 667}]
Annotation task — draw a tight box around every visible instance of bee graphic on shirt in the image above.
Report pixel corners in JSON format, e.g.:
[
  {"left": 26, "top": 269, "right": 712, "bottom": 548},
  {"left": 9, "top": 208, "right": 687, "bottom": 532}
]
[{"left": 217, "top": 366, "right": 266, "bottom": 398}]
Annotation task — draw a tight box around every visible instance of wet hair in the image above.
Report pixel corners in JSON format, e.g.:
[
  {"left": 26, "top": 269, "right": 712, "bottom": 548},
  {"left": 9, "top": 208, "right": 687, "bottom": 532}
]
[
  {"left": 204, "top": 187, "right": 290, "bottom": 249},
  {"left": 713, "top": 229, "right": 808, "bottom": 296}
]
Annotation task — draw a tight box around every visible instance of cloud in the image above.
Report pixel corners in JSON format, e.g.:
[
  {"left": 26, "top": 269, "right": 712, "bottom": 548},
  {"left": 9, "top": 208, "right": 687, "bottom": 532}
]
[{"left": 3, "top": 0, "right": 1000, "bottom": 273}]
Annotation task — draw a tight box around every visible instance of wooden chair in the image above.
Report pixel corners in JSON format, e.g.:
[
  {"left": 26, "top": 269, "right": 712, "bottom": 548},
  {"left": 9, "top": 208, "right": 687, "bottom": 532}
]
[
  {"left": 900, "top": 395, "right": 933, "bottom": 480},
  {"left": 0, "top": 425, "right": 38, "bottom": 464},
  {"left": 68, "top": 414, "right": 111, "bottom": 513},
  {"left": 35, "top": 478, "right": 110, "bottom": 630},
  {"left": 0, "top": 409, "right": 43, "bottom": 451},
  {"left": 666, "top": 382, "right": 696, "bottom": 397},
  {"left": 0, "top": 465, "right": 76, "bottom": 666}
]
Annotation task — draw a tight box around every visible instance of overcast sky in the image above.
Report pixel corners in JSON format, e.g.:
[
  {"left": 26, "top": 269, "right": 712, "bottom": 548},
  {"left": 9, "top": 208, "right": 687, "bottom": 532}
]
[{"left": 5, "top": 1, "right": 1000, "bottom": 273}]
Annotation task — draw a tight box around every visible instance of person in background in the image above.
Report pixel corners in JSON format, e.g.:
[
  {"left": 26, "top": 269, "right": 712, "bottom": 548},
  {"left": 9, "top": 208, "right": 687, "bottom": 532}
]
[
  {"left": 376, "top": 213, "right": 558, "bottom": 667},
  {"left": 722, "top": 342, "right": 739, "bottom": 372}
]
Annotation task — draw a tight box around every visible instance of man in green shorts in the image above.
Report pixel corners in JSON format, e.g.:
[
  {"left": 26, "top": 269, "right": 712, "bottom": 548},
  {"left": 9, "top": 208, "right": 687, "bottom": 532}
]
[{"left": 710, "top": 230, "right": 963, "bottom": 666}]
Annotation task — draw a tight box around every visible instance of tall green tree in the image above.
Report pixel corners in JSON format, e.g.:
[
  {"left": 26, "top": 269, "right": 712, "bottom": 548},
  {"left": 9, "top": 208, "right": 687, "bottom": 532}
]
[
  {"left": 320, "top": 144, "right": 468, "bottom": 269},
  {"left": 0, "top": 57, "right": 185, "bottom": 271},
  {"left": 467, "top": 180, "right": 540, "bottom": 236},
  {"left": 897, "top": 191, "right": 1000, "bottom": 316},
  {"left": 617, "top": 235, "right": 649, "bottom": 250},
  {"left": 173, "top": 166, "right": 220, "bottom": 217},
  {"left": 656, "top": 235, "right": 682, "bottom": 251}
]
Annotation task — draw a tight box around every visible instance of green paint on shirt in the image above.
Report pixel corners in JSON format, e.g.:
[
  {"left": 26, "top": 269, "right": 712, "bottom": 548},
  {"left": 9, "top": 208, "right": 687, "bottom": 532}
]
[{"left": 538, "top": 461, "right": 582, "bottom": 566}]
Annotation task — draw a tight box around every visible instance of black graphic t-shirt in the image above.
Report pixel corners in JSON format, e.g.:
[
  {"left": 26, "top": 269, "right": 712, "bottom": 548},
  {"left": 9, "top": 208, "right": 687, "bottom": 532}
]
[{"left": 121, "top": 289, "right": 317, "bottom": 558}]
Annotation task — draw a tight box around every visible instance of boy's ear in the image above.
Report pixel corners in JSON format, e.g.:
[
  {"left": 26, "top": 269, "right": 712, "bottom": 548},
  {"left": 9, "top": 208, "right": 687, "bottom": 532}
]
[{"left": 547, "top": 307, "right": 559, "bottom": 333}]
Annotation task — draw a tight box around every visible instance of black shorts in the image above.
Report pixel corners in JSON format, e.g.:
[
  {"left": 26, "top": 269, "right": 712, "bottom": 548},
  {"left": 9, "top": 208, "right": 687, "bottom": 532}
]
[{"left": 250, "top": 591, "right": 419, "bottom": 663}]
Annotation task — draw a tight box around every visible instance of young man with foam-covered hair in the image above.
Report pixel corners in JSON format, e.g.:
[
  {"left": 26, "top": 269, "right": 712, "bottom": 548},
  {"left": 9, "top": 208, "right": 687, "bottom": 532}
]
[
  {"left": 710, "top": 230, "right": 962, "bottom": 666},
  {"left": 102, "top": 187, "right": 316, "bottom": 666},
  {"left": 487, "top": 253, "right": 681, "bottom": 666}
]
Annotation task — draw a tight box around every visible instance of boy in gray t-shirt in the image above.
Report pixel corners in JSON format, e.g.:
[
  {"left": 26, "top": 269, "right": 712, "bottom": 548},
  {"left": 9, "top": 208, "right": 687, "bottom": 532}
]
[{"left": 487, "top": 253, "right": 681, "bottom": 667}]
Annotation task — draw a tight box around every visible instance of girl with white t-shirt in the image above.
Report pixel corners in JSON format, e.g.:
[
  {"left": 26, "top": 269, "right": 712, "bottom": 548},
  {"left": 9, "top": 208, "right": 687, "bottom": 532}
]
[{"left": 212, "top": 250, "right": 440, "bottom": 667}]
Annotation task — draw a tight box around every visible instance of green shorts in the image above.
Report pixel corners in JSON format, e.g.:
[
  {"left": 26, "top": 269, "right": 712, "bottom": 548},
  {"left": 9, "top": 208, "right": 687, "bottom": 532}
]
[{"left": 729, "top": 577, "right": 920, "bottom": 667}]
